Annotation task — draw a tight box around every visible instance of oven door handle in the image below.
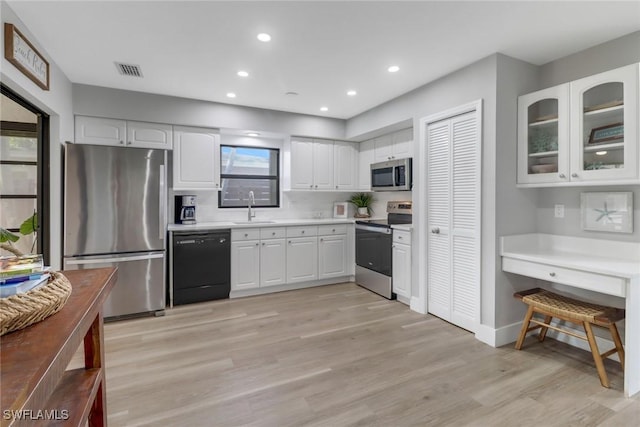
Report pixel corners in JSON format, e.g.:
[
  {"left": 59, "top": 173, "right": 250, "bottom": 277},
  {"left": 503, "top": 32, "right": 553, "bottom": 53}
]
[{"left": 355, "top": 224, "right": 392, "bottom": 234}]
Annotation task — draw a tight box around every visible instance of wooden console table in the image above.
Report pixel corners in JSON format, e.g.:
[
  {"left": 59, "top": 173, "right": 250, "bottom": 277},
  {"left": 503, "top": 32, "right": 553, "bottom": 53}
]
[
  {"left": 1, "top": 267, "right": 117, "bottom": 426},
  {"left": 501, "top": 234, "right": 639, "bottom": 397}
]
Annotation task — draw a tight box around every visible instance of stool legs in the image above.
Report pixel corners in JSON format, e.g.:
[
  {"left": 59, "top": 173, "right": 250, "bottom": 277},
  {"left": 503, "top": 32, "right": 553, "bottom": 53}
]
[
  {"left": 584, "top": 321, "right": 610, "bottom": 388},
  {"left": 515, "top": 305, "right": 535, "bottom": 350},
  {"left": 538, "top": 315, "right": 553, "bottom": 342},
  {"left": 609, "top": 322, "right": 625, "bottom": 369}
]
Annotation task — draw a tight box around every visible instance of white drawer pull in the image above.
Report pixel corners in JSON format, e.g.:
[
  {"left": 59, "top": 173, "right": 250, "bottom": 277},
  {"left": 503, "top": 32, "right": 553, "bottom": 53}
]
[{"left": 549, "top": 272, "right": 556, "bottom": 277}]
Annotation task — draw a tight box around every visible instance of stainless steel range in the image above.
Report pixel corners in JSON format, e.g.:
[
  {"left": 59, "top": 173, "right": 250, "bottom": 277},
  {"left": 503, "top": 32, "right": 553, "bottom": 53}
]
[{"left": 355, "top": 201, "right": 412, "bottom": 299}]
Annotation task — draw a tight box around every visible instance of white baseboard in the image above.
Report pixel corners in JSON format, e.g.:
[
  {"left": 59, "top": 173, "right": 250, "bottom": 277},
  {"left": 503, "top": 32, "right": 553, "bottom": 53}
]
[
  {"left": 475, "top": 320, "right": 619, "bottom": 362},
  {"left": 229, "top": 276, "right": 352, "bottom": 299},
  {"left": 396, "top": 294, "right": 410, "bottom": 306},
  {"left": 410, "top": 296, "right": 426, "bottom": 314}
]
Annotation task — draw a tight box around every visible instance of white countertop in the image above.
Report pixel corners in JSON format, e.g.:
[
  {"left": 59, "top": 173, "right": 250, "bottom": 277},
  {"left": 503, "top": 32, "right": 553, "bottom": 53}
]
[
  {"left": 168, "top": 218, "right": 355, "bottom": 231},
  {"left": 501, "top": 233, "right": 640, "bottom": 279}
]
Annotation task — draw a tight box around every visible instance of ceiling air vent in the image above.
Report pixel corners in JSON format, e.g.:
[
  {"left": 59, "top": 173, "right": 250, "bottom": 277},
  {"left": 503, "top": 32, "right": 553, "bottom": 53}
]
[{"left": 115, "top": 62, "right": 143, "bottom": 78}]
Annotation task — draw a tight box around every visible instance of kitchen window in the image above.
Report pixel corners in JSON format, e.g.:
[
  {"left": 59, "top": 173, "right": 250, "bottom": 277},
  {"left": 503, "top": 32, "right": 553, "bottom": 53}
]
[{"left": 218, "top": 145, "right": 280, "bottom": 208}]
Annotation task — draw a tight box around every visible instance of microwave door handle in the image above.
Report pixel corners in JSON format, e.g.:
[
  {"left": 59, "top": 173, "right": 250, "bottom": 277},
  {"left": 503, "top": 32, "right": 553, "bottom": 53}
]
[{"left": 394, "top": 166, "right": 400, "bottom": 186}]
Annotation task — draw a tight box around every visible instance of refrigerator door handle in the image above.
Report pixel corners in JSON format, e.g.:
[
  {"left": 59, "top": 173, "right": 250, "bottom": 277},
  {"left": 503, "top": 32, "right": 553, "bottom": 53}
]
[
  {"left": 159, "top": 164, "right": 166, "bottom": 240},
  {"left": 65, "top": 253, "right": 165, "bottom": 265}
]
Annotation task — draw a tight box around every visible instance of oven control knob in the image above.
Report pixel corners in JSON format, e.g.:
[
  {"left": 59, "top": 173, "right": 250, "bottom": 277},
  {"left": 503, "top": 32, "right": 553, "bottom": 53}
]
[{"left": 431, "top": 227, "right": 440, "bottom": 234}]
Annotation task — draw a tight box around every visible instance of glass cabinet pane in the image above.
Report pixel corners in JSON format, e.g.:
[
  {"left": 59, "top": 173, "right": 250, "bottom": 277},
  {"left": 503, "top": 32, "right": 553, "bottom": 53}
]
[
  {"left": 581, "top": 82, "right": 624, "bottom": 172},
  {"left": 527, "top": 98, "right": 559, "bottom": 175}
]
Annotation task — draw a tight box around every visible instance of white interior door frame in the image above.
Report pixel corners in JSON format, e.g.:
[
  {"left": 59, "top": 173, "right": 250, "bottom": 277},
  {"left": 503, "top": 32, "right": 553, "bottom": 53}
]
[{"left": 416, "top": 99, "right": 482, "bottom": 331}]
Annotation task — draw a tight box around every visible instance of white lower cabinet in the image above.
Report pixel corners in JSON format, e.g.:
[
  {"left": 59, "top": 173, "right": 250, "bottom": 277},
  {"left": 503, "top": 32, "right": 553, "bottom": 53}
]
[
  {"left": 286, "top": 227, "right": 318, "bottom": 283},
  {"left": 231, "top": 228, "right": 286, "bottom": 290},
  {"left": 392, "top": 229, "right": 412, "bottom": 300},
  {"left": 260, "top": 238, "right": 286, "bottom": 287},
  {"left": 231, "top": 240, "right": 260, "bottom": 290},
  {"left": 231, "top": 224, "right": 351, "bottom": 293},
  {"left": 318, "top": 226, "right": 347, "bottom": 279}
]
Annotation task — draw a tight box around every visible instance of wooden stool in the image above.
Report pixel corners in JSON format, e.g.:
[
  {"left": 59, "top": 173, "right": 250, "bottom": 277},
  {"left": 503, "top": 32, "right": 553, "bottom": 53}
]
[{"left": 514, "top": 288, "right": 625, "bottom": 388}]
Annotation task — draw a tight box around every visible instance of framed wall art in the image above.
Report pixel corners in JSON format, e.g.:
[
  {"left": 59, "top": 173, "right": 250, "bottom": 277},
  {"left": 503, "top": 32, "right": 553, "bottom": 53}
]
[
  {"left": 4, "top": 23, "right": 50, "bottom": 90},
  {"left": 581, "top": 192, "right": 633, "bottom": 233}
]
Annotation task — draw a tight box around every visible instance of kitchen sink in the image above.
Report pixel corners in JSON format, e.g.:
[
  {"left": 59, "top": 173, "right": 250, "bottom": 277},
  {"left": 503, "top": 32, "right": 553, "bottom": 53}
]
[{"left": 232, "top": 220, "right": 276, "bottom": 224}]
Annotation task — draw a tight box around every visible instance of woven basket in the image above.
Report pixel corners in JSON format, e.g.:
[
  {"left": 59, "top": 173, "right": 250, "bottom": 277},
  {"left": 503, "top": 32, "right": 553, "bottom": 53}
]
[{"left": 0, "top": 271, "right": 72, "bottom": 336}]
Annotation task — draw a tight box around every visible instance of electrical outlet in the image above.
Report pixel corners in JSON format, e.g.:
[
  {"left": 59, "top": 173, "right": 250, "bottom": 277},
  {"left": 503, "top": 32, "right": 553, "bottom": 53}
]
[{"left": 554, "top": 204, "right": 565, "bottom": 218}]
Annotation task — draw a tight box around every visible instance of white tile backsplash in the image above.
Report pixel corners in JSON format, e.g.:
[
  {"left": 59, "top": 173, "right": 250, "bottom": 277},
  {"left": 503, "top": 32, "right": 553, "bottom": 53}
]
[{"left": 171, "top": 189, "right": 412, "bottom": 223}]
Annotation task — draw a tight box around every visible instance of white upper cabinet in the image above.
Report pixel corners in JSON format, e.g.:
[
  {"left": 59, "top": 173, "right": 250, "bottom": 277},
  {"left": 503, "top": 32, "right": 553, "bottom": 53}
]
[
  {"left": 126, "top": 121, "right": 173, "bottom": 149},
  {"left": 290, "top": 138, "right": 315, "bottom": 189},
  {"left": 374, "top": 128, "right": 413, "bottom": 162},
  {"left": 333, "top": 141, "right": 359, "bottom": 190},
  {"left": 392, "top": 127, "right": 414, "bottom": 159},
  {"left": 312, "top": 140, "right": 334, "bottom": 190},
  {"left": 75, "top": 116, "right": 126, "bottom": 146},
  {"left": 517, "top": 63, "right": 639, "bottom": 187},
  {"left": 291, "top": 138, "right": 334, "bottom": 190},
  {"left": 569, "top": 64, "right": 638, "bottom": 183},
  {"left": 517, "top": 84, "right": 570, "bottom": 185},
  {"left": 75, "top": 116, "right": 173, "bottom": 149},
  {"left": 173, "top": 126, "right": 220, "bottom": 190},
  {"left": 357, "top": 139, "right": 375, "bottom": 191}
]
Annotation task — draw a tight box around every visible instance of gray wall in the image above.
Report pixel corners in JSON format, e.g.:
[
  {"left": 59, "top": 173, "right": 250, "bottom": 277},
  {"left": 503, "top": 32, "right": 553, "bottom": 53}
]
[
  {"left": 345, "top": 54, "right": 500, "bottom": 327},
  {"left": 493, "top": 54, "right": 541, "bottom": 328},
  {"left": 1, "top": 1, "right": 74, "bottom": 270},
  {"left": 536, "top": 31, "right": 640, "bottom": 244},
  {"left": 73, "top": 84, "right": 346, "bottom": 139}
]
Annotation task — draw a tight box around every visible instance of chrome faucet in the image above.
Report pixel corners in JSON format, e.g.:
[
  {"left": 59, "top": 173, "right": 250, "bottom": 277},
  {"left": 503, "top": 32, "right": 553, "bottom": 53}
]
[{"left": 247, "top": 190, "right": 255, "bottom": 221}]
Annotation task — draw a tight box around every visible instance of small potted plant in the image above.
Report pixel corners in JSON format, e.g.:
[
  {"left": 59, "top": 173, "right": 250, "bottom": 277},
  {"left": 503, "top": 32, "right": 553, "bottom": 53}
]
[{"left": 349, "top": 193, "right": 375, "bottom": 217}]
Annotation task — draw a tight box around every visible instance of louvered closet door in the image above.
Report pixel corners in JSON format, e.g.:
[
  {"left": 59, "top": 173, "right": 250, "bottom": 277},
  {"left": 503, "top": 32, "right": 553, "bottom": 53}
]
[
  {"left": 426, "top": 111, "right": 480, "bottom": 333},
  {"left": 426, "top": 120, "right": 451, "bottom": 321}
]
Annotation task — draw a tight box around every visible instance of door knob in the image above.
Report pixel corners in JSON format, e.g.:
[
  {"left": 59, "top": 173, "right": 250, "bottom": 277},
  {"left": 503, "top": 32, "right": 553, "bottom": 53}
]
[{"left": 431, "top": 227, "right": 440, "bottom": 234}]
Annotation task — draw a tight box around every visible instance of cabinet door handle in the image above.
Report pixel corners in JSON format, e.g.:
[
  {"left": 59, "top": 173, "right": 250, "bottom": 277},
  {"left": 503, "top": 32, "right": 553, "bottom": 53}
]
[
  {"left": 262, "top": 242, "right": 265, "bottom": 246},
  {"left": 288, "top": 240, "right": 292, "bottom": 244},
  {"left": 301, "top": 230, "right": 305, "bottom": 234},
  {"left": 310, "top": 185, "right": 313, "bottom": 189},
  {"left": 127, "top": 141, "right": 132, "bottom": 145},
  {"left": 558, "top": 173, "right": 566, "bottom": 179},
  {"left": 398, "top": 236, "right": 403, "bottom": 239},
  {"left": 272, "top": 232, "right": 276, "bottom": 236},
  {"left": 549, "top": 272, "right": 556, "bottom": 277},
  {"left": 571, "top": 173, "right": 578, "bottom": 178},
  {"left": 119, "top": 140, "right": 124, "bottom": 145},
  {"left": 431, "top": 227, "right": 440, "bottom": 234},
  {"left": 315, "top": 185, "right": 318, "bottom": 188},
  {"left": 256, "top": 242, "right": 259, "bottom": 246},
  {"left": 332, "top": 228, "right": 335, "bottom": 232},
  {"left": 320, "top": 238, "right": 324, "bottom": 242},
  {"left": 335, "top": 185, "right": 338, "bottom": 189},
  {"left": 244, "top": 233, "right": 248, "bottom": 237}
]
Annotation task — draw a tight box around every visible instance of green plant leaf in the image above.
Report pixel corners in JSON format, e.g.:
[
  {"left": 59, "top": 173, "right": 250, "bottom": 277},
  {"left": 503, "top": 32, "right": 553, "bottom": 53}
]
[
  {"left": 19, "top": 213, "right": 37, "bottom": 236},
  {"left": 0, "top": 228, "right": 20, "bottom": 243}
]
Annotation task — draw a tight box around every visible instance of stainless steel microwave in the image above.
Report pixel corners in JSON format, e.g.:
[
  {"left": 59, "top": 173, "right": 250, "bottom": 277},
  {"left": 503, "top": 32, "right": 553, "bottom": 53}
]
[{"left": 370, "top": 158, "right": 412, "bottom": 191}]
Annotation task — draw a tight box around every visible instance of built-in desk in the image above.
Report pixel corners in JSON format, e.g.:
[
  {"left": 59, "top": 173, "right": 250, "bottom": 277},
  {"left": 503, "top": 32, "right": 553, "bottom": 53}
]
[
  {"left": 1, "top": 268, "right": 117, "bottom": 426},
  {"left": 501, "top": 234, "right": 640, "bottom": 397}
]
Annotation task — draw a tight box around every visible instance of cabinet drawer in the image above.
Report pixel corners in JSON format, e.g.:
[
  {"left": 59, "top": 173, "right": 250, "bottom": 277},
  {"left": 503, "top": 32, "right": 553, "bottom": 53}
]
[
  {"left": 502, "top": 257, "right": 627, "bottom": 298},
  {"left": 232, "top": 229, "right": 261, "bottom": 241},
  {"left": 286, "top": 226, "right": 318, "bottom": 238},
  {"left": 260, "top": 227, "right": 286, "bottom": 239},
  {"left": 317, "top": 224, "right": 347, "bottom": 236},
  {"left": 393, "top": 230, "right": 411, "bottom": 245}
]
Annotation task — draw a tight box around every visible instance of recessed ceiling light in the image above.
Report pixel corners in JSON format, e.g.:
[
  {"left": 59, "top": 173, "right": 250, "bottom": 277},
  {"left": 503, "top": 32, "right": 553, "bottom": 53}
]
[
  {"left": 595, "top": 151, "right": 608, "bottom": 156},
  {"left": 320, "top": 107, "right": 328, "bottom": 112},
  {"left": 257, "top": 33, "right": 271, "bottom": 42},
  {"left": 388, "top": 65, "right": 400, "bottom": 73},
  {"left": 226, "top": 92, "right": 237, "bottom": 98},
  {"left": 347, "top": 90, "right": 357, "bottom": 96},
  {"left": 246, "top": 132, "right": 260, "bottom": 137},
  {"left": 237, "top": 70, "right": 249, "bottom": 77}
]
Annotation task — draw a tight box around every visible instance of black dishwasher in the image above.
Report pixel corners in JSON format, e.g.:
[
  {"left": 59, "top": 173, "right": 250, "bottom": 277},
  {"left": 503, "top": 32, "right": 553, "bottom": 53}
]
[{"left": 172, "top": 230, "right": 231, "bottom": 306}]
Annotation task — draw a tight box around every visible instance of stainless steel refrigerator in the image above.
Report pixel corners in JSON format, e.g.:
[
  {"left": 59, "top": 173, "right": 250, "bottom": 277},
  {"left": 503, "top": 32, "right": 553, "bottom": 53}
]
[{"left": 63, "top": 143, "right": 167, "bottom": 318}]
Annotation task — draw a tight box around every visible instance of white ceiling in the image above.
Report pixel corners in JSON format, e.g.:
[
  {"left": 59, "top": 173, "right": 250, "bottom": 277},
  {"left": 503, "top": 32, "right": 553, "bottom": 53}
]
[{"left": 7, "top": 1, "right": 640, "bottom": 120}]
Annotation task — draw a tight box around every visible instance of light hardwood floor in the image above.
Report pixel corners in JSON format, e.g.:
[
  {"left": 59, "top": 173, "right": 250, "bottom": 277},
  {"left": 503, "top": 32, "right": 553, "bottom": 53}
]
[{"left": 95, "top": 283, "right": 638, "bottom": 426}]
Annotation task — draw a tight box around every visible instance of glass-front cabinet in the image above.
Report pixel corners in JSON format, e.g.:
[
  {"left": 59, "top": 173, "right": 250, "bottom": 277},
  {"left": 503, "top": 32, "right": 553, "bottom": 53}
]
[
  {"left": 570, "top": 64, "right": 638, "bottom": 182},
  {"left": 517, "top": 63, "right": 639, "bottom": 187},
  {"left": 517, "top": 84, "right": 569, "bottom": 185}
]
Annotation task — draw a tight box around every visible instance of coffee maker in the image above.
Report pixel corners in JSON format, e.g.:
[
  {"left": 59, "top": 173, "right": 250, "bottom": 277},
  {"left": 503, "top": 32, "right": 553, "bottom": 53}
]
[{"left": 174, "top": 195, "right": 197, "bottom": 224}]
